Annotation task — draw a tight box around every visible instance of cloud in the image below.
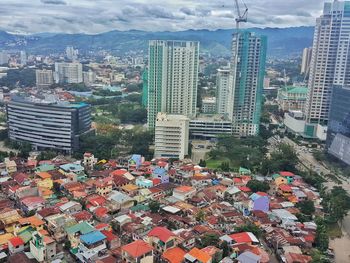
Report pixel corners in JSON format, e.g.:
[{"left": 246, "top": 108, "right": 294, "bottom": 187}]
[
  {"left": 41, "top": 0, "right": 67, "bottom": 5},
  {"left": 0, "top": 0, "right": 324, "bottom": 34}
]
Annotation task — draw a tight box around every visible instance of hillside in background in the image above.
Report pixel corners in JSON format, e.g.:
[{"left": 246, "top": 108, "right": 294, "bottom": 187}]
[{"left": 0, "top": 26, "right": 314, "bottom": 58}]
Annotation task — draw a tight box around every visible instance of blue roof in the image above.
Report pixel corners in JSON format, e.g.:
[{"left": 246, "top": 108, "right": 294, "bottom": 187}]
[
  {"left": 153, "top": 167, "right": 166, "bottom": 176},
  {"left": 80, "top": 231, "right": 106, "bottom": 245},
  {"left": 60, "top": 163, "right": 84, "bottom": 172}
]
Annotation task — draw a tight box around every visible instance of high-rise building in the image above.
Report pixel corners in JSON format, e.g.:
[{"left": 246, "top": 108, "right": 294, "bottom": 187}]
[
  {"left": 55, "top": 62, "right": 83, "bottom": 84},
  {"left": 305, "top": 1, "right": 350, "bottom": 126},
  {"left": 154, "top": 113, "right": 189, "bottom": 160},
  {"left": 300, "top": 47, "right": 312, "bottom": 75},
  {"left": 231, "top": 31, "right": 267, "bottom": 137},
  {"left": 142, "top": 69, "right": 148, "bottom": 108},
  {"left": 0, "top": 51, "right": 9, "bottom": 65},
  {"left": 20, "top": 51, "right": 27, "bottom": 66},
  {"left": 83, "top": 71, "right": 96, "bottom": 86},
  {"left": 216, "top": 66, "right": 234, "bottom": 120},
  {"left": 147, "top": 40, "right": 199, "bottom": 129},
  {"left": 326, "top": 86, "right": 350, "bottom": 165},
  {"left": 7, "top": 96, "right": 92, "bottom": 154},
  {"left": 66, "top": 46, "right": 78, "bottom": 60},
  {"left": 36, "top": 69, "right": 54, "bottom": 89}
]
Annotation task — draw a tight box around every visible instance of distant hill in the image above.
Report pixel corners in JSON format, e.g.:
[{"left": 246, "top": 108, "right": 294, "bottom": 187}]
[{"left": 0, "top": 27, "right": 314, "bottom": 58}]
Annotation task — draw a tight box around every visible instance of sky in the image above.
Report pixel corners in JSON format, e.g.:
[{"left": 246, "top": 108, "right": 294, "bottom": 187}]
[{"left": 0, "top": 0, "right": 326, "bottom": 34}]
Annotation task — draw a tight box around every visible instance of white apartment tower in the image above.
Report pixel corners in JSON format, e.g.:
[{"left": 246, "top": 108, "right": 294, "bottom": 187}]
[
  {"left": 301, "top": 47, "right": 312, "bottom": 75},
  {"left": 216, "top": 66, "right": 234, "bottom": 120},
  {"left": 154, "top": 113, "right": 189, "bottom": 160},
  {"left": 54, "top": 62, "right": 83, "bottom": 84},
  {"left": 36, "top": 69, "right": 54, "bottom": 89},
  {"left": 20, "top": 51, "right": 27, "bottom": 66},
  {"left": 147, "top": 40, "right": 199, "bottom": 129},
  {"left": 305, "top": 1, "right": 350, "bottom": 126}
]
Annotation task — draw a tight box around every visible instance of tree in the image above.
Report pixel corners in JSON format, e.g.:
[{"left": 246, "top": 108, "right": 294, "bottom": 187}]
[
  {"left": 201, "top": 233, "right": 219, "bottom": 248},
  {"left": 220, "top": 241, "right": 230, "bottom": 258},
  {"left": 149, "top": 200, "right": 160, "bottom": 213},
  {"left": 235, "top": 223, "right": 262, "bottom": 238},
  {"left": 195, "top": 209, "right": 206, "bottom": 222},
  {"left": 246, "top": 180, "right": 270, "bottom": 193},
  {"left": 64, "top": 240, "right": 72, "bottom": 250},
  {"left": 199, "top": 159, "right": 206, "bottom": 167},
  {"left": 315, "top": 217, "right": 329, "bottom": 251},
  {"left": 296, "top": 200, "right": 315, "bottom": 215},
  {"left": 263, "top": 143, "right": 299, "bottom": 174},
  {"left": 220, "top": 162, "right": 230, "bottom": 171}
]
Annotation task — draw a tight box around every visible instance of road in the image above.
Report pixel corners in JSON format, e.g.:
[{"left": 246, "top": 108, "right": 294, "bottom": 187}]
[{"left": 191, "top": 140, "right": 212, "bottom": 164}]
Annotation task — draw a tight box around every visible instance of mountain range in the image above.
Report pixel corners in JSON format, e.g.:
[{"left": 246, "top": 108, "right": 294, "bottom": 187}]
[{"left": 0, "top": 26, "right": 314, "bottom": 58}]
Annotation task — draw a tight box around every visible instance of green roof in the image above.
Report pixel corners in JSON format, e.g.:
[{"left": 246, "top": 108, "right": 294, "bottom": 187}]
[
  {"left": 18, "top": 227, "right": 35, "bottom": 243},
  {"left": 35, "top": 164, "right": 56, "bottom": 172},
  {"left": 130, "top": 204, "right": 150, "bottom": 212},
  {"left": 239, "top": 167, "right": 251, "bottom": 175},
  {"left": 65, "top": 221, "right": 94, "bottom": 235},
  {"left": 284, "top": 86, "right": 308, "bottom": 94}
]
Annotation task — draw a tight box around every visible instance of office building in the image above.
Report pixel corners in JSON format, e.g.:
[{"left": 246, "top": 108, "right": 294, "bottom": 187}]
[
  {"left": 201, "top": 97, "right": 216, "bottom": 114},
  {"left": 20, "top": 51, "right": 27, "bottom": 66},
  {"left": 36, "top": 69, "right": 54, "bottom": 89},
  {"left": 147, "top": 40, "right": 199, "bottom": 129},
  {"left": 83, "top": 71, "right": 96, "bottom": 86},
  {"left": 189, "top": 115, "right": 232, "bottom": 140},
  {"left": 66, "top": 46, "right": 78, "bottom": 60},
  {"left": 0, "top": 51, "right": 8, "bottom": 65},
  {"left": 301, "top": 47, "right": 312, "bottom": 75},
  {"left": 55, "top": 62, "right": 83, "bottom": 84},
  {"left": 305, "top": 1, "right": 350, "bottom": 128},
  {"left": 7, "top": 96, "right": 91, "bottom": 154},
  {"left": 326, "top": 86, "right": 350, "bottom": 165},
  {"left": 154, "top": 113, "right": 189, "bottom": 160},
  {"left": 278, "top": 86, "right": 308, "bottom": 112},
  {"left": 231, "top": 31, "right": 267, "bottom": 136},
  {"left": 216, "top": 66, "right": 234, "bottom": 119}
]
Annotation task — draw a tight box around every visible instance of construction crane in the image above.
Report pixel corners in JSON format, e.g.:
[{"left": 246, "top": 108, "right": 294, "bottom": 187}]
[{"left": 234, "top": 0, "right": 248, "bottom": 29}]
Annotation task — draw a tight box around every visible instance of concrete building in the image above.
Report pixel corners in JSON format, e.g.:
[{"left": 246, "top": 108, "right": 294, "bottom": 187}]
[
  {"left": 30, "top": 231, "right": 56, "bottom": 262},
  {"left": 66, "top": 46, "right": 78, "bottom": 60},
  {"left": 300, "top": 47, "right": 312, "bottom": 75},
  {"left": 201, "top": 97, "right": 216, "bottom": 114},
  {"left": 154, "top": 113, "right": 189, "bottom": 160},
  {"left": 189, "top": 115, "right": 232, "bottom": 140},
  {"left": 0, "top": 51, "right": 8, "bottom": 65},
  {"left": 278, "top": 86, "right": 308, "bottom": 112},
  {"left": 20, "top": 51, "right": 27, "bottom": 66},
  {"left": 147, "top": 40, "right": 199, "bottom": 129},
  {"left": 216, "top": 66, "right": 234, "bottom": 120},
  {"left": 54, "top": 62, "right": 83, "bottom": 84},
  {"left": 83, "top": 71, "right": 96, "bottom": 86},
  {"left": 7, "top": 96, "right": 91, "bottom": 154},
  {"left": 231, "top": 31, "right": 267, "bottom": 136},
  {"left": 327, "top": 86, "right": 350, "bottom": 165},
  {"left": 305, "top": 1, "right": 350, "bottom": 134},
  {"left": 36, "top": 69, "right": 54, "bottom": 89}
]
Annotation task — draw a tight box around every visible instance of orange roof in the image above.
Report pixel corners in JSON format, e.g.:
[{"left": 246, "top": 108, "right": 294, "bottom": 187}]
[
  {"left": 279, "top": 184, "right": 292, "bottom": 192},
  {"left": 147, "top": 227, "right": 175, "bottom": 242},
  {"left": 163, "top": 247, "right": 186, "bottom": 263},
  {"left": 122, "top": 239, "right": 153, "bottom": 258},
  {"left": 175, "top": 186, "right": 194, "bottom": 193},
  {"left": 187, "top": 248, "right": 211, "bottom": 263},
  {"left": 18, "top": 215, "right": 45, "bottom": 227},
  {"left": 36, "top": 172, "right": 52, "bottom": 179},
  {"left": 122, "top": 184, "right": 138, "bottom": 192}
]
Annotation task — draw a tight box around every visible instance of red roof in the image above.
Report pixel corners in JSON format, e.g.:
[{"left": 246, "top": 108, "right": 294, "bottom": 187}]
[
  {"left": 229, "top": 232, "right": 254, "bottom": 244},
  {"left": 101, "top": 230, "right": 118, "bottom": 242},
  {"left": 158, "top": 161, "right": 168, "bottom": 167},
  {"left": 162, "top": 247, "right": 186, "bottom": 263},
  {"left": 280, "top": 171, "right": 295, "bottom": 177},
  {"left": 94, "top": 207, "right": 108, "bottom": 217},
  {"left": 95, "top": 223, "right": 109, "bottom": 230},
  {"left": 73, "top": 210, "right": 92, "bottom": 221},
  {"left": 147, "top": 226, "right": 175, "bottom": 242},
  {"left": 256, "top": 192, "right": 268, "bottom": 196},
  {"left": 239, "top": 186, "right": 252, "bottom": 192},
  {"left": 152, "top": 178, "right": 161, "bottom": 186},
  {"left": 234, "top": 178, "right": 242, "bottom": 183},
  {"left": 9, "top": 236, "right": 24, "bottom": 247},
  {"left": 279, "top": 184, "right": 292, "bottom": 192},
  {"left": 122, "top": 240, "right": 153, "bottom": 258},
  {"left": 110, "top": 169, "right": 127, "bottom": 177}
]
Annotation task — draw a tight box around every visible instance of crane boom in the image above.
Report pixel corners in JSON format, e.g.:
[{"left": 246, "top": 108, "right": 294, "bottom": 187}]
[{"left": 234, "top": 0, "right": 248, "bottom": 29}]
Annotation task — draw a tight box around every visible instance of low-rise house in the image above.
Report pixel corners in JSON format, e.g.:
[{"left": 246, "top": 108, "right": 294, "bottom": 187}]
[
  {"left": 236, "top": 251, "right": 261, "bottom": 263},
  {"left": 250, "top": 192, "right": 269, "bottom": 213},
  {"left": 17, "top": 216, "right": 45, "bottom": 232},
  {"left": 0, "top": 208, "right": 22, "bottom": 233},
  {"left": 146, "top": 226, "right": 177, "bottom": 253},
  {"left": 58, "top": 201, "right": 82, "bottom": 215},
  {"left": 162, "top": 247, "right": 186, "bottom": 263},
  {"left": 30, "top": 231, "right": 57, "bottom": 263},
  {"left": 185, "top": 247, "right": 212, "bottom": 263},
  {"left": 75, "top": 231, "right": 108, "bottom": 263},
  {"left": 226, "top": 232, "right": 259, "bottom": 246},
  {"left": 280, "top": 171, "right": 295, "bottom": 184},
  {"left": 8, "top": 236, "right": 24, "bottom": 254},
  {"left": 152, "top": 167, "right": 169, "bottom": 183},
  {"left": 135, "top": 177, "right": 153, "bottom": 188},
  {"left": 121, "top": 239, "right": 154, "bottom": 263},
  {"left": 100, "top": 230, "right": 120, "bottom": 249},
  {"left": 46, "top": 214, "right": 76, "bottom": 242},
  {"left": 83, "top": 153, "right": 97, "bottom": 170},
  {"left": 94, "top": 177, "right": 113, "bottom": 196},
  {"left": 108, "top": 191, "right": 134, "bottom": 211},
  {"left": 173, "top": 186, "right": 196, "bottom": 201},
  {"left": 13, "top": 173, "right": 31, "bottom": 186},
  {"left": 5, "top": 158, "right": 17, "bottom": 174},
  {"left": 65, "top": 221, "right": 95, "bottom": 249},
  {"left": 278, "top": 184, "right": 293, "bottom": 197},
  {"left": 72, "top": 210, "right": 94, "bottom": 224},
  {"left": 20, "top": 196, "right": 45, "bottom": 215}
]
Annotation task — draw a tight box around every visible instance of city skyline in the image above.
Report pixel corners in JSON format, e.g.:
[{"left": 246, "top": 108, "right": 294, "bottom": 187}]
[{"left": 1, "top": 0, "right": 326, "bottom": 34}]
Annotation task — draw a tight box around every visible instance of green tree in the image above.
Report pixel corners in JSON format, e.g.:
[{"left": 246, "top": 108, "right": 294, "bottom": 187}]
[
  {"left": 220, "top": 162, "right": 230, "bottom": 171},
  {"left": 246, "top": 180, "right": 270, "bottom": 193},
  {"left": 235, "top": 223, "right": 262, "bottom": 238},
  {"left": 220, "top": 241, "right": 230, "bottom": 258},
  {"left": 201, "top": 233, "right": 220, "bottom": 248},
  {"left": 149, "top": 200, "right": 160, "bottom": 213},
  {"left": 296, "top": 200, "right": 315, "bottom": 216},
  {"left": 195, "top": 209, "right": 206, "bottom": 222},
  {"left": 315, "top": 217, "right": 329, "bottom": 251}
]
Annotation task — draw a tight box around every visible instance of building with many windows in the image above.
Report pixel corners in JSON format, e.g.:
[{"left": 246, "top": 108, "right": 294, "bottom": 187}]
[
  {"left": 147, "top": 40, "right": 199, "bottom": 129},
  {"left": 36, "top": 69, "right": 54, "bottom": 89},
  {"left": 231, "top": 31, "right": 267, "bottom": 136},
  {"left": 154, "top": 113, "right": 189, "bottom": 160},
  {"left": 278, "top": 86, "right": 308, "bottom": 112},
  {"left": 189, "top": 115, "right": 232, "bottom": 140},
  {"left": 326, "top": 86, "right": 350, "bottom": 165},
  {"left": 6, "top": 96, "right": 91, "bottom": 154},
  {"left": 216, "top": 66, "right": 234, "bottom": 120},
  {"left": 305, "top": 1, "right": 350, "bottom": 132},
  {"left": 54, "top": 62, "right": 83, "bottom": 84},
  {"left": 301, "top": 47, "right": 312, "bottom": 75}
]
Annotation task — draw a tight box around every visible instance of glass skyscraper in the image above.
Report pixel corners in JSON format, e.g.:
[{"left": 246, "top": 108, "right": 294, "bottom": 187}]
[{"left": 327, "top": 86, "right": 350, "bottom": 165}]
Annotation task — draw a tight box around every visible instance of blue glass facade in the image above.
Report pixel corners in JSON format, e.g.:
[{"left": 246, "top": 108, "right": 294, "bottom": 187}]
[{"left": 327, "top": 86, "right": 350, "bottom": 165}]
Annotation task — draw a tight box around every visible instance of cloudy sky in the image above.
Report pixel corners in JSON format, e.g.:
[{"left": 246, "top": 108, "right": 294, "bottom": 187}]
[{"left": 0, "top": 0, "right": 325, "bottom": 34}]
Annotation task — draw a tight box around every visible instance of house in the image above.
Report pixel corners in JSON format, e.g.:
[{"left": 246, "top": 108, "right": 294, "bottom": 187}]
[
  {"left": 173, "top": 186, "right": 196, "bottom": 201},
  {"left": 0, "top": 208, "right": 22, "bottom": 233},
  {"left": 83, "top": 153, "right": 97, "bottom": 170},
  {"left": 280, "top": 171, "right": 295, "bottom": 184},
  {"left": 46, "top": 214, "right": 77, "bottom": 242},
  {"left": 58, "top": 201, "right": 82, "bottom": 215},
  {"left": 17, "top": 216, "right": 45, "bottom": 231},
  {"left": 100, "top": 230, "right": 120, "bottom": 249},
  {"left": 94, "top": 177, "right": 113, "bottom": 196},
  {"left": 250, "top": 192, "right": 269, "bottom": 213},
  {"left": 275, "top": 176, "right": 288, "bottom": 186},
  {"left": 278, "top": 184, "right": 293, "bottom": 197},
  {"left": 162, "top": 247, "right": 186, "bottom": 263},
  {"left": 152, "top": 167, "right": 169, "bottom": 183},
  {"left": 108, "top": 191, "right": 134, "bottom": 211},
  {"left": 5, "top": 158, "right": 17, "bottom": 174},
  {"left": 236, "top": 251, "right": 261, "bottom": 263},
  {"left": 75, "top": 231, "right": 107, "bottom": 263},
  {"left": 20, "top": 196, "right": 45, "bottom": 215},
  {"left": 65, "top": 221, "right": 95, "bottom": 248},
  {"left": 146, "top": 226, "right": 177, "bottom": 253},
  {"left": 72, "top": 210, "right": 94, "bottom": 224},
  {"left": 13, "top": 173, "right": 31, "bottom": 186},
  {"left": 228, "top": 232, "right": 259, "bottom": 245},
  {"left": 136, "top": 177, "right": 153, "bottom": 188},
  {"left": 185, "top": 247, "right": 212, "bottom": 263},
  {"left": 8, "top": 236, "right": 24, "bottom": 254},
  {"left": 121, "top": 239, "right": 154, "bottom": 263},
  {"left": 285, "top": 252, "right": 312, "bottom": 263},
  {"left": 30, "top": 231, "right": 57, "bottom": 263},
  {"left": 35, "top": 172, "right": 53, "bottom": 190},
  {"left": 121, "top": 184, "right": 139, "bottom": 197}
]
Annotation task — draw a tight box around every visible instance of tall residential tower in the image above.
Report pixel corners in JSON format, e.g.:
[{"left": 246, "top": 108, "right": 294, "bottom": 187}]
[
  {"left": 147, "top": 40, "right": 199, "bottom": 129},
  {"left": 231, "top": 31, "right": 267, "bottom": 136}
]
